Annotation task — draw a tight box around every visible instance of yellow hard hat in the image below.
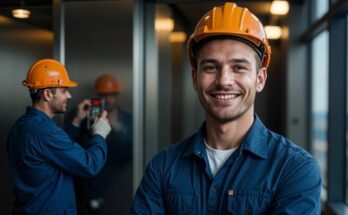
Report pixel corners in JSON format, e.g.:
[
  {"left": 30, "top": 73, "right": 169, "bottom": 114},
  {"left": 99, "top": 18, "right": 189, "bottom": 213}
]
[
  {"left": 188, "top": 2, "right": 271, "bottom": 68},
  {"left": 22, "top": 59, "right": 77, "bottom": 89},
  {"left": 94, "top": 74, "right": 121, "bottom": 94}
]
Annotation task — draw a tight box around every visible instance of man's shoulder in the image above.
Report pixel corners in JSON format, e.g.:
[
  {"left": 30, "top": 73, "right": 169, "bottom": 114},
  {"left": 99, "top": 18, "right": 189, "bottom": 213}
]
[
  {"left": 143, "top": 133, "right": 198, "bottom": 180},
  {"left": 12, "top": 113, "right": 51, "bottom": 133},
  {"left": 150, "top": 133, "right": 197, "bottom": 167},
  {"left": 158, "top": 135, "right": 194, "bottom": 156},
  {"left": 7, "top": 114, "right": 56, "bottom": 152},
  {"left": 267, "top": 130, "right": 316, "bottom": 164},
  {"left": 12, "top": 111, "right": 60, "bottom": 137},
  {"left": 266, "top": 131, "right": 321, "bottom": 204}
]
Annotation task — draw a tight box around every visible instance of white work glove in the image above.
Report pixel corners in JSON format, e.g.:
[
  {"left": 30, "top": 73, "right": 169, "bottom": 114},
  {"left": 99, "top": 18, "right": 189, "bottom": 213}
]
[{"left": 92, "top": 111, "right": 111, "bottom": 139}]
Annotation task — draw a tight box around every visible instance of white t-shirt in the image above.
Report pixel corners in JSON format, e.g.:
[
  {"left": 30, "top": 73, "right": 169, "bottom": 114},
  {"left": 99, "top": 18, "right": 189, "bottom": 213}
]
[{"left": 204, "top": 140, "right": 238, "bottom": 177}]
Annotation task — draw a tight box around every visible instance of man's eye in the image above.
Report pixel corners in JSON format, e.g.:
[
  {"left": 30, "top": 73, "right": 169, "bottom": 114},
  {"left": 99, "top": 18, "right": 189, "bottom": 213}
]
[
  {"left": 235, "top": 65, "right": 248, "bottom": 72},
  {"left": 202, "top": 65, "right": 218, "bottom": 73}
]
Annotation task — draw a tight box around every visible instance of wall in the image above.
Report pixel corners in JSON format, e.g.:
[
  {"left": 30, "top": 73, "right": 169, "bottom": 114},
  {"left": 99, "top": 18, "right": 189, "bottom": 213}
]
[
  {"left": 256, "top": 40, "right": 287, "bottom": 136},
  {"left": 0, "top": 15, "right": 53, "bottom": 214},
  {"left": 287, "top": 2, "right": 309, "bottom": 149},
  {"left": 64, "top": 1, "right": 133, "bottom": 112},
  {"left": 64, "top": 1, "right": 134, "bottom": 214}
]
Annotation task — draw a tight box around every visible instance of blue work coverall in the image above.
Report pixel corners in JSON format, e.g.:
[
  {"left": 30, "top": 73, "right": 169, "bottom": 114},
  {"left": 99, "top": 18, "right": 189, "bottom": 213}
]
[
  {"left": 7, "top": 107, "right": 107, "bottom": 215},
  {"left": 131, "top": 115, "right": 321, "bottom": 215}
]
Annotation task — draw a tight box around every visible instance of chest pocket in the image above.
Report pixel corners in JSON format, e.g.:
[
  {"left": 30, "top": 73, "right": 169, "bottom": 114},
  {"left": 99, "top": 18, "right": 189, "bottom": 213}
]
[
  {"left": 164, "top": 189, "right": 196, "bottom": 215},
  {"left": 226, "top": 190, "right": 271, "bottom": 215}
]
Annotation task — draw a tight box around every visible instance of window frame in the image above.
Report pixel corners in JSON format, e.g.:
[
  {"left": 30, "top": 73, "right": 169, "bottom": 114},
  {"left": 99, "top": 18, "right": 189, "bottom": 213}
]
[{"left": 303, "top": 0, "right": 348, "bottom": 213}]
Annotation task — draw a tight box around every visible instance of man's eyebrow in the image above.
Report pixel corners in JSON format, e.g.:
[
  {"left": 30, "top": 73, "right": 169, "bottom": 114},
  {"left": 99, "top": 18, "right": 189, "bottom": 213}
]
[
  {"left": 199, "top": 58, "right": 252, "bottom": 66},
  {"left": 199, "top": 59, "right": 219, "bottom": 66},
  {"left": 228, "top": 58, "right": 252, "bottom": 65}
]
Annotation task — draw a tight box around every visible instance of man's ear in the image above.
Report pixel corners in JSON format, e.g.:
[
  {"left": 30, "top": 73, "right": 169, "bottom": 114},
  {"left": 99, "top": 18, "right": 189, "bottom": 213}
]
[
  {"left": 192, "top": 68, "right": 198, "bottom": 91},
  {"left": 256, "top": 67, "right": 267, "bottom": 92},
  {"left": 42, "top": 89, "right": 53, "bottom": 102}
]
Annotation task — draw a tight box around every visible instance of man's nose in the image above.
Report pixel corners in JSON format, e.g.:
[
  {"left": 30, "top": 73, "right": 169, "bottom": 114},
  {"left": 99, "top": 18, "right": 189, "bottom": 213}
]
[
  {"left": 216, "top": 66, "right": 234, "bottom": 87},
  {"left": 66, "top": 91, "right": 72, "bottom": 99}
]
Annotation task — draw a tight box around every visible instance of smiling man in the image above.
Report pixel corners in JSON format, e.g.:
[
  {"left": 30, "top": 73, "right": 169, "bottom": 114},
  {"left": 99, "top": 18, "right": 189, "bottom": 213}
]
[
  {"left": 7, "top": 59, "right": 111, "bottom": 215},
  {"left": 131, "top": 2, "right": 321, "bottom": 215}
]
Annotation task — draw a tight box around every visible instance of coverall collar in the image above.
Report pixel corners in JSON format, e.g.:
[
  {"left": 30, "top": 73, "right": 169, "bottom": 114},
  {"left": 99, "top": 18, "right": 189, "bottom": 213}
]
[{"left": 181, "top": 114, "right": 268, "bottom": 160}]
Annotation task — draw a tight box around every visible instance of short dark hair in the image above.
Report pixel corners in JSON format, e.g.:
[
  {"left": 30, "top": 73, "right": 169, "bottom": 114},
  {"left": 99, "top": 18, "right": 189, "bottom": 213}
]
[
  {"left": 192, "top": 35, "right": 264, "bottom": 70},
  {"left": 30, "top": 88, "right": 57, "bottom": 104}
]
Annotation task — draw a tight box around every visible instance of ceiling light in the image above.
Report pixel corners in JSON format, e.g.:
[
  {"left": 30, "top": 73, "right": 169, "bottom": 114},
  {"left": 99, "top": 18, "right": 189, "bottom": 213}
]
[
  {"left": 270, "top": 0, "right": 289, "bottom": 15},
  {"left": 12, "top": 9, "right": 30, "bottom": 19},
  {"left": 265, "top": 25, "right": 282, "bottom": 40},
  {"left": 169, "top": 32, "right": 187, "bottom": 43},
  {"left": 155, "top": 18, "right": 174, "bottom": 31}
]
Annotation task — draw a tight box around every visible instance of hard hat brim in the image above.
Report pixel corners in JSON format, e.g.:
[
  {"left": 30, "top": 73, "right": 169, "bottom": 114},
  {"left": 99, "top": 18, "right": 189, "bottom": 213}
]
[
  {"left": 22, "top": 80, "right": 78, "bottom": 89},
  {"left": 65, "top": 80, "right": 78, "bottom": 88}
]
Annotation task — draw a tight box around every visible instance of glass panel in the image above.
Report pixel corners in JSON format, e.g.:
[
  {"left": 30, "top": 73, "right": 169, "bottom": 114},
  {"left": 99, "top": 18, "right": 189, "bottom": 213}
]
[{"left": 311, "top": 31, "right": 329, "bottom": 200}]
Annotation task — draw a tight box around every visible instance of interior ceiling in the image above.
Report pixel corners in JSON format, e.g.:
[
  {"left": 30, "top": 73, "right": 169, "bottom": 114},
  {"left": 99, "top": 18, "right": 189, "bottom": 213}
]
[
  {"left": 0, "top": 0, "right": 52, "bottom": 29},
  {"left": 173, "top": 1, "right": 274, "bottom": 31},
  {"left": 0, "top": 0, "right": 303, "bottom": 31}
]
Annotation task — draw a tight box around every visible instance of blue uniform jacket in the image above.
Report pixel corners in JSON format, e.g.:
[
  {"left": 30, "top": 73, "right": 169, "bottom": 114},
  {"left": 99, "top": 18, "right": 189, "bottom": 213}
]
[
  {"left": 131, "top": 115, "right": 321, "bottom": 215},
  {"left": 7, "top": 107, "right": 107, "bottom": 215}
]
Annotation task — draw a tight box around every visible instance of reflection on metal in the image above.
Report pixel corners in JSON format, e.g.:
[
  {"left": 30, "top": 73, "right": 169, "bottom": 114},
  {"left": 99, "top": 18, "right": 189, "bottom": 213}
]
[
  {"left": 270, "top": 0, "right": 289, "bottom": 15},
  {"left": 53, "top": 0, "right": 65, "bottom": 64},
  {"left": 265, "top": 25, "right": 282, "bottom": 40},
  {"left": 53, "top": 0, "right": 65, "bottom": 126},
  {"left": 12, "top": 9, "right": 31, "bottom": 19},
  {"left": 169, "top": 31, "right": 187, "bottom": 43},
  {"left": 145, "top": 4, "right": 159, "bottom": 164},
  {"left": 155, "top": 18, "right": 174, "bottom": 31},
  {"left": 0, "top": 15, "right": 13, "bottom": 25},
  {"left": 133, "top": 0, "right": 145, "bottom": 194}
]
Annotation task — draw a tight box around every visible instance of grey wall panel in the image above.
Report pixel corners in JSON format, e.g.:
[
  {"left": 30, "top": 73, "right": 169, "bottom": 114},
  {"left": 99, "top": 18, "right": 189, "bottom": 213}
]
[
  {"left": 0, "top": 15, "right": 53, "bottom": 214},
  {"left": 65, "top": 1, "right": 133, "bottom": 112},
  {"left": 287, "top": 2, "right": 309, "bottom": 149},
  {"left": 64, "top": 1, "right": 134, "bottom": 214}
]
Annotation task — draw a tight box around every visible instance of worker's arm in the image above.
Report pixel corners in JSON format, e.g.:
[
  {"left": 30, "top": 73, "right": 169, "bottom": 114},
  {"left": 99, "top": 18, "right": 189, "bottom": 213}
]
[
  {"left": 269, "top": 156, "right": 321, "bottom": 215},
  {"left": 40, "top": 112, "right": 111, "bottom": 177},
  {"left": 131, "top": 155, "right": 165, "bottom": 215}
]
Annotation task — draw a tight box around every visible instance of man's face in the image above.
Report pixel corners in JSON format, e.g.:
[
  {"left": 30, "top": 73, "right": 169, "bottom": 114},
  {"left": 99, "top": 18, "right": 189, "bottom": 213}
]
[
  {"left": 192, "top": 39, "right": 267, "bottom": 123},
  {"left": 50, "top": 88, "right": 72, "bottom": 114},
  {"left": 99, "top": 93, "right": 118, "bottom": 111}
]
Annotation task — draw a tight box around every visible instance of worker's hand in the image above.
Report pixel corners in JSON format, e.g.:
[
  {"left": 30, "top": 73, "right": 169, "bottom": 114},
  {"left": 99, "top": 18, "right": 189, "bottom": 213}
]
[
  {"left": 92, "top": 110, "right": 111, "bottom": 139},
  {"left": 72, "top": 99, "right": 91, "bottom": 127}
]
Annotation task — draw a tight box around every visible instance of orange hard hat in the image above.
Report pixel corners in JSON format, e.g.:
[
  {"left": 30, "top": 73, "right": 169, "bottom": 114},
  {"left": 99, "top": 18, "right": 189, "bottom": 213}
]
[
  {"left": 188, "top": 2, "right": 271, "bottom": 68},
  {"left": 22, "top": 59, "right": 77, "bottom": 89},
  {"left": 94, "top": 74, "right": 121, "bottom": 94}
]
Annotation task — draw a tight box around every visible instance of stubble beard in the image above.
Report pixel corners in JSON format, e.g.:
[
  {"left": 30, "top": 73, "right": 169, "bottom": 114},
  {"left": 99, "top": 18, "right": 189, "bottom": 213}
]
[{"left": 52, "top": 98, "right": 68, "bottom": 114}]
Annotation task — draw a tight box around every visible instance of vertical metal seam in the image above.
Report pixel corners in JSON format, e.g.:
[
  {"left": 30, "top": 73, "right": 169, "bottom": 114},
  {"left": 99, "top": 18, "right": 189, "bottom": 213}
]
[{"left": 133, "top": 0, "right": 145, "bottom": 194}]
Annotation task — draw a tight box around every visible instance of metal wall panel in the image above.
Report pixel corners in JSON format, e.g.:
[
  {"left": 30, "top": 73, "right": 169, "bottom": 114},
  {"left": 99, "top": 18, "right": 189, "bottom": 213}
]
[{"left": 0, "top": 16, "right": 53, "bottom": 214}]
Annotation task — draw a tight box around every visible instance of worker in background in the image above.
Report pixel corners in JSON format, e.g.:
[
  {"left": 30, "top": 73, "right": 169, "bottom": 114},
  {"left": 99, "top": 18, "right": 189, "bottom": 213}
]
[
  {"left": 7, "top": 59, "right": 111, "bottom": 215},
  {"left": 131, "top": 2, "right": 321, "bottom": 215},
  {"left": 68, "top": 74, "right": 133, "bottom": 215}
]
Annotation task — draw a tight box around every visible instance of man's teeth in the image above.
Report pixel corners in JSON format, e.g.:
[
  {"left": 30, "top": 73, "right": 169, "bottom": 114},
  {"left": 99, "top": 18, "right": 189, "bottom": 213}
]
[{"left": 214, "top": 94, "right": 236, "bottom": 99}]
